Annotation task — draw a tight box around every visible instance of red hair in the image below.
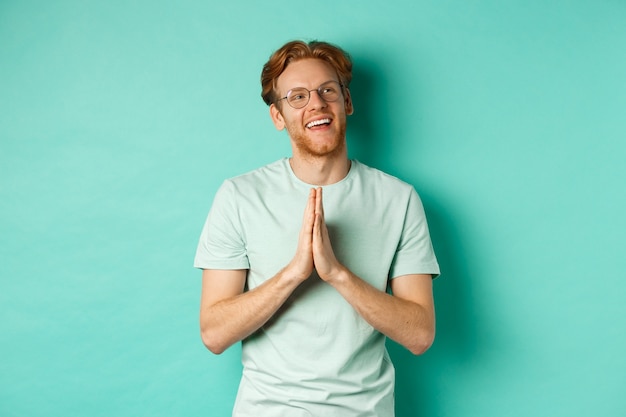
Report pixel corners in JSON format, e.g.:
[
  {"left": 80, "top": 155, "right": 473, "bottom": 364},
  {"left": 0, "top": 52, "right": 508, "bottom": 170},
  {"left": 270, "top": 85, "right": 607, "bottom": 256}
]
[{"left": 261, "top": 40, "right": 352, "bottom": 106}]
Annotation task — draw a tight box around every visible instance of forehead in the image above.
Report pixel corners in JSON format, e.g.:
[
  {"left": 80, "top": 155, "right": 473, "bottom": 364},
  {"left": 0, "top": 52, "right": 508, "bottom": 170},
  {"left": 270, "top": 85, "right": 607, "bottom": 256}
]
[{"left": 276, "top": 58, "right": 338, "bottom": 92}]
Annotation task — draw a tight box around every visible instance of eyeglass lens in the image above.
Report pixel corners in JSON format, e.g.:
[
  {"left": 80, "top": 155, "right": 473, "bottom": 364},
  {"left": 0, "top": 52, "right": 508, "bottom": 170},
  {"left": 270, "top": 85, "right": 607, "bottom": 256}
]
[{"left": 285, "top": 81, "right": 342, "bottom": 109}]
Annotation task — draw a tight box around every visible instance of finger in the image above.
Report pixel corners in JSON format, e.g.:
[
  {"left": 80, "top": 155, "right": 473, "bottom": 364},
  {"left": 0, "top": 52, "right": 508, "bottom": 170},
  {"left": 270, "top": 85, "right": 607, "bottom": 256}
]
[
  {"left": 299, "top": 189, "right": 316, "bottom": 244},
  {"left": 314, "top": 209, "right": 330, "bottom": 250},
  {"left": 315, "top": 187, "right": 323, "bottom": 217},
  {"left": 303, "top": 188, "right": 315, "bottom": 222},
  {"left": 313, "top": 212, "right": 322, "bottom": 240}
]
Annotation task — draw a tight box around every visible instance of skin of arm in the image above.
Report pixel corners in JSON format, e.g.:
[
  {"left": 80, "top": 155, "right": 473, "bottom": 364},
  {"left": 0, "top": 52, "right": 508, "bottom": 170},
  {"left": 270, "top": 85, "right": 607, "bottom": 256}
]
[
  {"left": 199, "top": 189, "right": 317, "bottom": 354},
  {"left": 312, "top": 187, "right": 436, "bottom": 355}
]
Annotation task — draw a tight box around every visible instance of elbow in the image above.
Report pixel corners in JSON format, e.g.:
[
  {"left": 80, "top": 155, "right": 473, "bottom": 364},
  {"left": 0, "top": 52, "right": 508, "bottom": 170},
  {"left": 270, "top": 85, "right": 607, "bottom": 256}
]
[
  {"left": 200, "top": 328, "right": 229, "bottom": 355},
  {"left": 200, "top": 310, "right": 236, "bottom": 354},
  {"left": 407, "top": 328, "right": 435, "bottom": 356},
  {"left": 408, "top": 339, "right": 433, "bottom": 356}
]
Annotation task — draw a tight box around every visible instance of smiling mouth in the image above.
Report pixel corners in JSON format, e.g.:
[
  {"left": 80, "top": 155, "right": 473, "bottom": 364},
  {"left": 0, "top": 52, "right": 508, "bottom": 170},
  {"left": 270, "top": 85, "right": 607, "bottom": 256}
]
[{"left": 306, "top": 118, "right": 332, "bottom": 129}]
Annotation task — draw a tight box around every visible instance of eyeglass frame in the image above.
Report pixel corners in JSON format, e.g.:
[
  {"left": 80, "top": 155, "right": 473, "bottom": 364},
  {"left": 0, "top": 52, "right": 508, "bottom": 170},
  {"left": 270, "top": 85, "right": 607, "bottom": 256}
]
[{"left": 274, "top": 80, "right": 346, "bottom": 109}]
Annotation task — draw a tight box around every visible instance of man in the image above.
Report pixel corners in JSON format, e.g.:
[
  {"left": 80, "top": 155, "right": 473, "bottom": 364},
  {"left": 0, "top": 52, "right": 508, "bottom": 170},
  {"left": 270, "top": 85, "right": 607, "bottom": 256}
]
[{"left": 194, "top": 40, "right": 440, "bottom": 416}]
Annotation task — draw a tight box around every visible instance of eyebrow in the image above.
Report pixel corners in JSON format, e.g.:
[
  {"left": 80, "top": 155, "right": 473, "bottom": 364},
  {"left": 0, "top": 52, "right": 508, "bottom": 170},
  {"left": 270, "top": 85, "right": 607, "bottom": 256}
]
[{"left": 284, "top": 79, "right": 340, "bottom": 93}]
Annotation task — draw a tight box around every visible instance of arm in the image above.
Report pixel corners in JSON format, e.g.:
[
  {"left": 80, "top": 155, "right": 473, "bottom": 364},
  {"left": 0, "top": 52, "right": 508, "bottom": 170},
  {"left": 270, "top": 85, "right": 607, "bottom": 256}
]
[
  {"left": 325, "top": 270, "right": 435, "bottom": 355},
  {"left": 199, "top": 189, "right": 317, "bottom": 354},
  {"left": 312, "top": 187, "right": 435, "bottom": 355},
  {"left": 199, "top": 268, "right": 303, "bottom": 354}
]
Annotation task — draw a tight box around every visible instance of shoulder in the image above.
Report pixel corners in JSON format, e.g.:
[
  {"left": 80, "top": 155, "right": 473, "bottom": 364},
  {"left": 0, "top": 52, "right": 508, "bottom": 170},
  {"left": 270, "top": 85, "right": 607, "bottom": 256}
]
[
  {"left": 221, "top": 158, "right": 289, "bottom": 193},
  {"left": 352, "top": 160, "right": 415, "bottom": 194}
]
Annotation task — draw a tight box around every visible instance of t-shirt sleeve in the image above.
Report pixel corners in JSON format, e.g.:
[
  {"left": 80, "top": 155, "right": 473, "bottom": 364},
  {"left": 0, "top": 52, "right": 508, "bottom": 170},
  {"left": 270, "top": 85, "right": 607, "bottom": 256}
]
[
  {"left": 389, "top": 187, "right": 440, "bottom": 279},
  {"left": 194, "top": 180, "right": 250, "bottom": 270}
]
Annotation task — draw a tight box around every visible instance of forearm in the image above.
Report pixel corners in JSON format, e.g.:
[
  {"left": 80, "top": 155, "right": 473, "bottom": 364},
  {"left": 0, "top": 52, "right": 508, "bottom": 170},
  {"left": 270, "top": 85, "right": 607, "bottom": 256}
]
[
  {"left": 329, "top": 268, "right": 435, "bottom": 355},
  {"left": 200, "top": 268, "right": 301, "bottom": 354}
]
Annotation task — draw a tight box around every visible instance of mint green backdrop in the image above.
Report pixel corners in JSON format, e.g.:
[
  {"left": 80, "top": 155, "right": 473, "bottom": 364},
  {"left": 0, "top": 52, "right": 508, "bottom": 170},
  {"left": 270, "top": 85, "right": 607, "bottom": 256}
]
[{"left": 1, "top": 1, "right": 624, "bottom": 416}]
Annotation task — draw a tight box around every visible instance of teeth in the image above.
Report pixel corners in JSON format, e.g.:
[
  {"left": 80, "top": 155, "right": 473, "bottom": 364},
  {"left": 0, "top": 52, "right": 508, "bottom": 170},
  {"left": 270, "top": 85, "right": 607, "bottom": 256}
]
[{"left": 306, "top": 118, "right": 331, "bottom": 128}]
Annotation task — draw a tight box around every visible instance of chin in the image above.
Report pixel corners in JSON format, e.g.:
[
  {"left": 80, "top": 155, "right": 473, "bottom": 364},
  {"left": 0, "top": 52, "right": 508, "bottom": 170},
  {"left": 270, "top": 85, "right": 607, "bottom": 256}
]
[
  {"left": 296, "top": 140, "right": 345, "bottom": 159},
  {"left": 291, "top": 128, "right": 347, "bottom": 158}
]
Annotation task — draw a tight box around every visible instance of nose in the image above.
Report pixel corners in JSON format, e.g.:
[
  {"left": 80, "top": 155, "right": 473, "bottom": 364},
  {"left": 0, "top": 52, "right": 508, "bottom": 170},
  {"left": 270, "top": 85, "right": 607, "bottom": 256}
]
[{"left": 307, "top": 90, "right": 327, "bottom": 110}]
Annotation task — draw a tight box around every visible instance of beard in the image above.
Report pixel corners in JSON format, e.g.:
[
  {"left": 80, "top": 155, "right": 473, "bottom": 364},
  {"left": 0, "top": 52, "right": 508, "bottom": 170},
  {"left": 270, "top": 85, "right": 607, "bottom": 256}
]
[{"left": 286, "top": 119, "right": 347, "bottom": 159}]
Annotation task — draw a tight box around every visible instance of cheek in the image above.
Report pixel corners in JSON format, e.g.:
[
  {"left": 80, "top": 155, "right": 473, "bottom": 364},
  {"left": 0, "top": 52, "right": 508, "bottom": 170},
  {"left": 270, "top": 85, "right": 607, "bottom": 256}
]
[{"left": 284, "top": 113, "right": 304, "bottom": 129}]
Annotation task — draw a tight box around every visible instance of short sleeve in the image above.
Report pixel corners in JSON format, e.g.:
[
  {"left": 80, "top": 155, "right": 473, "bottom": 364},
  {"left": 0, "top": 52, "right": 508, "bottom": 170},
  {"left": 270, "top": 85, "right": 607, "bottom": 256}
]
[
  {"left": 194, "top": 180, "right": 250, "bottom": 270},
  {"left": 388, "top": 188, "right": 440, "bottom": 279}
]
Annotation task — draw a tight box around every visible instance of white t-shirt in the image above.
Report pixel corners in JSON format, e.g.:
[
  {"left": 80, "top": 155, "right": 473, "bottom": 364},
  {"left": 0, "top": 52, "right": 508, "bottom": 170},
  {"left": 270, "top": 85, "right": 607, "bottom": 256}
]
[{"left": 195, "top": 158, "right": 440, "bottom": 416}]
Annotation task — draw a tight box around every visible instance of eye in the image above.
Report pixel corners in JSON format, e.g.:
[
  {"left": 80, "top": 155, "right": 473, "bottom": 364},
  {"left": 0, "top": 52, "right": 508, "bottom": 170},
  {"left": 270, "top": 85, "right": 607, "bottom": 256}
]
[{"left": 288, "top": 89, "right": 308, "bottom": 103}]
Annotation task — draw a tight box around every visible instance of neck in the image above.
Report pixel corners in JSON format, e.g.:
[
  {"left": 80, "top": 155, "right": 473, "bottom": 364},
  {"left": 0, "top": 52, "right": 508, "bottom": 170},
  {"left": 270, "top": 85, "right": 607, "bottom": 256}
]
[{"left": 289, "top": 152, "right": 351, "bottom": 186}]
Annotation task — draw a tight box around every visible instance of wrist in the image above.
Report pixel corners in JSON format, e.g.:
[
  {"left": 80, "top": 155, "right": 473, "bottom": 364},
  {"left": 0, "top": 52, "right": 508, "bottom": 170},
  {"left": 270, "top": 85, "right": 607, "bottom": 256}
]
[
  {"left": 323, "top": 264, "right": 350, "bottom": 286},
  {"left": 279, "top": 264, "right": 310, "bottom": 287}
]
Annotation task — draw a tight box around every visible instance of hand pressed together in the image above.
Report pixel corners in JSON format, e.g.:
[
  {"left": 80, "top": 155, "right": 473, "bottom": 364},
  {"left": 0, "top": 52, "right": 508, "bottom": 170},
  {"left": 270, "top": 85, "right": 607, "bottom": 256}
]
[
  {"left": 311, "top": 187, "right": 344, "bottom": 282},
  {"left": 285, "top": 187, "right": 345, "bottom": 284}
]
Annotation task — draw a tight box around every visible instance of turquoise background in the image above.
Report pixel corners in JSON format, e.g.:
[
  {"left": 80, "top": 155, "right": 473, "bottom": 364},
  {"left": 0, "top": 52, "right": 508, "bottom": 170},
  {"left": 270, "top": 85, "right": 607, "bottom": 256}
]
[{"left": 1, "top": 0, "right": 625, "bottom": 416}]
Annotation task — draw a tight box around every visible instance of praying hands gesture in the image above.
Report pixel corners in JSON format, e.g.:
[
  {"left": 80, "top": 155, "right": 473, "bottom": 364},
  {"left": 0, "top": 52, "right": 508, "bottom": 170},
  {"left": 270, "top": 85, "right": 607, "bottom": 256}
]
[
  {"left": 200, "top": 188, "right": 435, "bottom": 355},
  {"left": 285, "top": 187, "right": 344, "bottom": 285}
]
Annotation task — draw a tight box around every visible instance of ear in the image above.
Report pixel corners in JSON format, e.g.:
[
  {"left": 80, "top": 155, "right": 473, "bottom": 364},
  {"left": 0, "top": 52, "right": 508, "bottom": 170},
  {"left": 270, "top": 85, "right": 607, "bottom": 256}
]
[
  {"left": 344, "top": 87, "right": 354, "bottom": 115},
  {"left": 269, "top": 103, "right": 286, "bottom": 130}
]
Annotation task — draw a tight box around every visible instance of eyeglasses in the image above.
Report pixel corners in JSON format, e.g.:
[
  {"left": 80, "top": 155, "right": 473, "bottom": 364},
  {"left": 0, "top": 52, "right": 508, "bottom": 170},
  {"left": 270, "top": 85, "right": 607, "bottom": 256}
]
[{"left": 276, "top": 80, "right": 344, "bottom": 109}]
